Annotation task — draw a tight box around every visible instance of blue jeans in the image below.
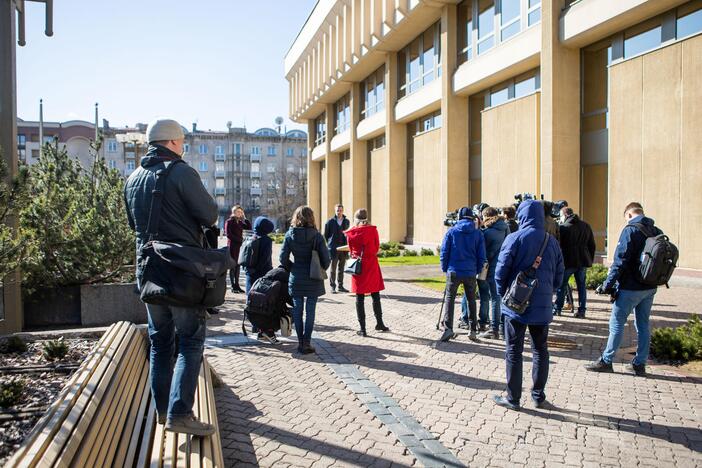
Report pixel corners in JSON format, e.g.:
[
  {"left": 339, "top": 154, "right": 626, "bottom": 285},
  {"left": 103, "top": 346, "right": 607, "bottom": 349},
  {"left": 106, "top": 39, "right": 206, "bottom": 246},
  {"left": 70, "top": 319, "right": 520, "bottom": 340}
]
[
  {"left": 291, "top": 296, "right": 318, "bottom": 342},
  {"left": 554, "top": 267, "right": 587, "bottom": 313},
  {"left": 504, "top": 316, "right": 549, "bottom": 405},
  {"left": 477, "top": 277, "right": 501, "bottom": 330},
  {"left": 601, "top": 288, "right": 656, "bottom": 366},
  {"left": 146, "top": 303, "right": 206, "bottom": 419}
]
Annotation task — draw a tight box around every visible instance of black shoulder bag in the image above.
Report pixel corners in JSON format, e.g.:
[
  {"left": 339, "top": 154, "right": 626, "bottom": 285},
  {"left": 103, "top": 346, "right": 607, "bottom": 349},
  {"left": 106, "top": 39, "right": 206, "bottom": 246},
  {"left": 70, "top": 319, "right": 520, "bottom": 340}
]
[
  {"left": 502, "top": 233, "right": 549, "bottom": 315},
  {"left": 138, "top": 160, "right": 232, "bottom": 308}
]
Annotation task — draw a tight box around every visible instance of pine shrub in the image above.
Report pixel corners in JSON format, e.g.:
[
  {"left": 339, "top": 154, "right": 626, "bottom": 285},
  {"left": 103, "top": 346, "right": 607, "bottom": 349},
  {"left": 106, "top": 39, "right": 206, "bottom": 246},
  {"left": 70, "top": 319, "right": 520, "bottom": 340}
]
[{"left": 651, "top": 315, "right": 702, "bottom": 363}]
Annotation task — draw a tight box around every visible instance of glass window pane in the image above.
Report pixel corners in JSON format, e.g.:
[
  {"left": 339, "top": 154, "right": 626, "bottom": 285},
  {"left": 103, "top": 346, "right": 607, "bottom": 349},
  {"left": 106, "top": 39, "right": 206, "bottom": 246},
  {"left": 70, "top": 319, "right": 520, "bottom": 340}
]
[
  {"left": 677, "top": 8, "right": 702, "bottom": 40},
  {"left": 434, "top": 113, "right": 442, "bottom": 128},
  {"left": 515, "top": 76, "right": 537, "bottom": 97},
  {"left": 501, "top": 20, "right": 520, "bottom": 41},
  {"left": 376, "top": 80, "right": 385, "bottom": 109},
  {"left": 478, "top": 36, "right": 494, "bottom": 54},
  {"left": 409, "top": 39, "right": 421, "bottom": 85},
  {"left": 501, "top": 0, "right": 520, "bottom": 24},
  {"left": 478, "top": 0, "right": 495, "bottom": 39},
  {"left": 528, "top": 8, "right": 540, "bottom": 26},
  {"left": 490, "top": 87, "right": 509, "bottom": 106},
  {"left": 528, "top": 0, "right": 540, "bottom": 8},
  {"left": 422, "top": 29, "right": 435, "bottom": 77},
  {"left": 624, "top": 25, "right": 662, "bottom": 58}
]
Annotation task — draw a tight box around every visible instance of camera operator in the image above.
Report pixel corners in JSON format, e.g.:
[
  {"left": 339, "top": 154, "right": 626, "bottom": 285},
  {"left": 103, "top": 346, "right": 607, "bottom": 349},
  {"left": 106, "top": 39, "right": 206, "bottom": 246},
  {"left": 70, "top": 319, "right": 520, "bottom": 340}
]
[
  {"left": 553, "top": 207, "right": 595, "bottom": 318},
  {"left": 438, "top": 207, "right": 486, "bottom": 342},
  {"left": 542, "top": 201, "right": 560, "bottom": 241}
]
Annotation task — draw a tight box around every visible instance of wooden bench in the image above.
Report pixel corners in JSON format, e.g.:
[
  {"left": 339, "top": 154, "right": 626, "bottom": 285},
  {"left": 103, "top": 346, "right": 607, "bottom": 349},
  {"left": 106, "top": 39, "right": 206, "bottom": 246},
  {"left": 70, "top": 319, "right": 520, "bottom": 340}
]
[{"left": 6, "top": 321, "right": 224, "bottom": 467}]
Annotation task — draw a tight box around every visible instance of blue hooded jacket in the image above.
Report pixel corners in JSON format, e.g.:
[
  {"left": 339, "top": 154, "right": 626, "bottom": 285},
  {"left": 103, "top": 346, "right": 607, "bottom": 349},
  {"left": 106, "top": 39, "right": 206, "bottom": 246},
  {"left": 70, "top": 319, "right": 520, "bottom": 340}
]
[
  {"left": 245, "top": 216, "right": 275, "bottom": 280},
  {"left": 495, "top": 200, "right": 564, "bottom": 325},
  {"left": 482, "top": 217, "right": 510, "bottom": 277},
  {"left": 440, "top": 218, "right": 486, "bottom": 278}
]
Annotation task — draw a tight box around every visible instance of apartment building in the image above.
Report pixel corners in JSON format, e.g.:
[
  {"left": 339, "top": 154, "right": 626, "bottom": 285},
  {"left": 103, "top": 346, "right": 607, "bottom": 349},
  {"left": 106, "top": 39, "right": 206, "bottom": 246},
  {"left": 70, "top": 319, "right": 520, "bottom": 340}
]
[
  {"left": 285, "top": 0, "right": 702, "bottom": 270},
  {"left": 16, "top": 119, "right": 308, "bottom": 228}
]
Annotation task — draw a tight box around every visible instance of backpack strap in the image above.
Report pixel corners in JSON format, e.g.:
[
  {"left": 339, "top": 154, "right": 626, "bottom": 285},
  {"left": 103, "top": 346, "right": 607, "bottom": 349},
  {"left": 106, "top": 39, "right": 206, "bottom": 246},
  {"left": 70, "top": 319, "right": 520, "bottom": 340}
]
[
  {"left": 145, "top": 159, "right": 185, "bottom": 241},
  {"left": 528, "top": 233, "right": 550, "bottom": 273}
]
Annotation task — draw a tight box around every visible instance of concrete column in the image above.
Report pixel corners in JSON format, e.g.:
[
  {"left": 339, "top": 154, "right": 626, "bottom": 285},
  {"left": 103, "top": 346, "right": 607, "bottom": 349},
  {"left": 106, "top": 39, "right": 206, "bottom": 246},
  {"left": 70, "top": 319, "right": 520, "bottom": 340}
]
[
  {"left": 349, "top": 82, "right": 368, "bottom": 217},
  {"left": 306, "top": 120, "right": 322, "bottom": 229},
  {"left": 324, "top": 104, "right": 341, "bottom": 221},
  {"left": 540, "top": 0, "right": 581, "bottom": 210},
  {"left": 440, "top": 5, "right": 469, "bottom": 213},
  {"left": 384, "top": 52, "right": 407, "bottom": 242},
  {"left": 0, "top": 0, "right": 23, "bottom": 333}
]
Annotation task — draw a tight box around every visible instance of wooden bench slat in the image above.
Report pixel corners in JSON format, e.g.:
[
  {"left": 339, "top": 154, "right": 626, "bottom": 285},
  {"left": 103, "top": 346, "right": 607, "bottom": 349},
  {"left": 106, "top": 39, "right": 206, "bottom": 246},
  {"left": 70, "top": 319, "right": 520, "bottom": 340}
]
[
  {"left": 198, "top": 362, "right": 213, "bottom": 468},
  {"left": 115, "top": 362, "right": 151, "bottom": 467},
  {"left": 148, "top": 410, "right": 165, "bottom": 468},
  {"left": 5, "top": 322, "right": 126, "bottom": 468},
  {"left": 204, "top": 359, "right": 224, "bottom": 468}
]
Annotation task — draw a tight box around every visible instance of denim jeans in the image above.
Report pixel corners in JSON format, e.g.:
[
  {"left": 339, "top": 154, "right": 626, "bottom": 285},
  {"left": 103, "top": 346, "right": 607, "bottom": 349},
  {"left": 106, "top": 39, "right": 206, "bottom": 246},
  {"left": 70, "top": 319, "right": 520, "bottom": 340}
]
[
  {"left": 291, "top": 296, "right": 318, "bottom": 342},
  {"left": 504, "top": 316, "right": 549, "bottom": 405},
  {"left": 554, "top": 267, "right": 587, "bottom": 313},
  {"left": 475, "top": 277, "right": 501, "bottom": 330},
  {"left": 146, "top": 303, "right": 206, "bottom": 419},
  {"left": 443, "top": 273, "right": 477, "bottom": 332},
  {"left": 601, "top": 288, "right": 656, "bottom": 366}
]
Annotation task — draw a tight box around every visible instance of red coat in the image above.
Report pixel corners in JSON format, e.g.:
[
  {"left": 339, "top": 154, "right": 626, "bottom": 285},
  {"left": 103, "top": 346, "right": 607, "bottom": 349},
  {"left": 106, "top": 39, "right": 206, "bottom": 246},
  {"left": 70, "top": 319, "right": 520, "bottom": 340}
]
[
  {"left": 345, "top": 224, "right": 385, "bottom": 294},
  {"left": 224, "top": 217, "right": 251, "bottom": 260}
]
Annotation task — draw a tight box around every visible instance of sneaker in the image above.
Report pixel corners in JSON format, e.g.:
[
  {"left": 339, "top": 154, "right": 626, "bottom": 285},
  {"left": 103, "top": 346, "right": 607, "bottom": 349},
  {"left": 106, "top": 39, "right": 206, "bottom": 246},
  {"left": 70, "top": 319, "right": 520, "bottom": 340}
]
[
  {"left": 478, "top": 329, "right": 499, "bottom": 340},
  {"left": 457, "top": 320, "right": 470, "bottom": 330},
  {"left": 625, "top": 362, "right": 646, "bottom": 377},
  {"left": 257, "top": 332, "right": 272, "bottom": 343},
  {"left": 439, "top": 329, "right": 455, "bottom": 342},
  {"left": 330, "top": 284, "right": 336, "bottom": 294},
  {"left": 584, "top": 358, "right": 614, "bottom": 373},
  {"left": 302, "top": 340, "right": 316, "bottom": 354},
  {"left": 357, "top": 330, "right": 367, "bottom": 337},
  {"left": 573, "top": 311, "right": 585, "bottom": 319},
  {"left": 375, "top": 324, "right": 390, "bottom": 332},
  {"left": 166, "top": 415, "right": 215, "bottom": 436},
  {"left": 338, "top": 285, "right": 349, "bottom": 293},
  {"left": 268, "top": 334, "right": 280, "bottom": 345},
  {"left": 468, "top": 331, "right": 479, "bottom": 342},
  {"left": 493, "top": 395, "right": 520, "bottom": 411}
]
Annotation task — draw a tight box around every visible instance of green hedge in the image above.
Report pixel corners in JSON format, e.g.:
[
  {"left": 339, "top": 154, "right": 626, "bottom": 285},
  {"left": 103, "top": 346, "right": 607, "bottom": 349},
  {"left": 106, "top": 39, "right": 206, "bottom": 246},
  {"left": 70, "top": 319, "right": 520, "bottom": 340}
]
[
  {"left": 651, "top": 315, "right": 702, "bottom": 363},
  {"left": 568, "top": 264, "right": 609, "bottom": 290}
]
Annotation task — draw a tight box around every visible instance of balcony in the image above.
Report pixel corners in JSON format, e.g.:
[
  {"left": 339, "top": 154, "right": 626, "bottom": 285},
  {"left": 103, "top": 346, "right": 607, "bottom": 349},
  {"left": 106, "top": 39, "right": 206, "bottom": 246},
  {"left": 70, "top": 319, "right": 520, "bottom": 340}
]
[
  {"left": 125, "top": 152, "right": 135, "bottom": 159},
  {"left": 250, "top": 171, "right": 261, "bottom": 178},
  {"left": 214, "top": 187, "right": 226, "bottom": 196},
  {"left": 250, "top": 187, "right": 262, "bottom": 196},
  {"left": 214, "top": 154, "right": 226, "bottom": 161},
  {"left": 215, "top": 170, "right": 226, "bottom": 178},
  {"left": 250, "top": 153, "right": 261, "bottom": 162}
]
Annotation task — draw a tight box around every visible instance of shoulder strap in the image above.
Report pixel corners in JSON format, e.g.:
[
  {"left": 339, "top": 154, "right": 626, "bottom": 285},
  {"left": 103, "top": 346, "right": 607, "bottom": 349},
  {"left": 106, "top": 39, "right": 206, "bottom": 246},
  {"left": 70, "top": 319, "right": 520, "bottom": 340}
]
[
  {"left": 632, "top": 222, "right": 656, "bottom": 238},
  {"left": 145, "top": 159, "right": 184, "bottom": 240},
  {"left": 531, "top": 233, "right": 550, "bottom": 271}
]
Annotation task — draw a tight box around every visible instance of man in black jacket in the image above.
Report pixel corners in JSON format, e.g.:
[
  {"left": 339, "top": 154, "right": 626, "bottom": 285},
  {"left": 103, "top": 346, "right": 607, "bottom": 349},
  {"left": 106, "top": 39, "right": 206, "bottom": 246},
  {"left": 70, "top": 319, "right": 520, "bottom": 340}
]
[
  {"left": 324, "top": 204, "right": 350, "bottom": 293},
  {"left": 124, "top": 118, "right": 218, "bottom": 437},
  {"left": 553, "top": 207, "right": 596, "bottom": 318}
]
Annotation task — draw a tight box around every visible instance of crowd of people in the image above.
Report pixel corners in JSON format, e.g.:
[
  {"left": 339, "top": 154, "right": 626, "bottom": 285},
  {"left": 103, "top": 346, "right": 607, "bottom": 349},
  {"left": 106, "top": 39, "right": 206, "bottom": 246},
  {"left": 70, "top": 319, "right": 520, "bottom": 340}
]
[{"left": 124, "top": 118, "right": 670, "bottom": 435}]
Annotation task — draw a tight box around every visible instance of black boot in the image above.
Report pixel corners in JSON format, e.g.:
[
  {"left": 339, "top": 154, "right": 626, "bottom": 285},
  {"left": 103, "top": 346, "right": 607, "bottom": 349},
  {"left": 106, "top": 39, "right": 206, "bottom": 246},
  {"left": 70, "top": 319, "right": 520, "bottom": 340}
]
[
  {"left": 355, "top": 294, "right": 367, "bottom": 336},
  {"left": 302, "top": 339, "right": 316, "bottom": 354},
  {"left": 372, "top": 294, "right": 389, "bottom": 332},
  {"left": 297, "top": 339, "right": 304, "bottom": 354}
]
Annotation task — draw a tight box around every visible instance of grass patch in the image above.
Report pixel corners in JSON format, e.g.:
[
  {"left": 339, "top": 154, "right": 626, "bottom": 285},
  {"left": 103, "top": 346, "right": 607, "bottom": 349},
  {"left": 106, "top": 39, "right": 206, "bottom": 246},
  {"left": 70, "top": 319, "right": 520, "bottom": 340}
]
[
  {"left": 409, "top": 275, "right": 467, "bottom": 295},
  {"left": 378, "top": 255, "right": 440, "bottom": 266}
]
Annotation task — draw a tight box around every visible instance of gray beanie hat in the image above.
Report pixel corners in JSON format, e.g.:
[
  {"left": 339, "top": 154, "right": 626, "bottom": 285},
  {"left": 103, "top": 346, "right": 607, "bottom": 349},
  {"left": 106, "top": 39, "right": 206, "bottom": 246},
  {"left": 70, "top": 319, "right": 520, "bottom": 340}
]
[{"left": 146, "top": 118, "right": 185, "bottom": 143}]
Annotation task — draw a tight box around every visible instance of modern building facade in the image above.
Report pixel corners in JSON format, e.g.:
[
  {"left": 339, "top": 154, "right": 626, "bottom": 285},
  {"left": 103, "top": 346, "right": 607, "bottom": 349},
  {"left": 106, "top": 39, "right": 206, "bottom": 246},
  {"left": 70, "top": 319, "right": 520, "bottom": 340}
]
[
  {"left": 285, "top": 0, "right": 702, "bottom": 270},
  {"left": 16, "top": 119, "right": 308, "bottom": 228}
]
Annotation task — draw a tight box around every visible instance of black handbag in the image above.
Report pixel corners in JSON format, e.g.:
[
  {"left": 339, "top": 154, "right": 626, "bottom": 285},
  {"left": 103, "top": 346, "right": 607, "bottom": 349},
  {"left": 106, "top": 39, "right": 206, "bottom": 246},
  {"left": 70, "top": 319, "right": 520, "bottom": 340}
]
[
  {"left": 138, "top": 159, "right": 232, "bottom": 308},
  {"left": 344, "top": 247, "right": 363, "bottom": 276},
  {"left": 502, "top": 233, "right": 549, "bottom": 314}
]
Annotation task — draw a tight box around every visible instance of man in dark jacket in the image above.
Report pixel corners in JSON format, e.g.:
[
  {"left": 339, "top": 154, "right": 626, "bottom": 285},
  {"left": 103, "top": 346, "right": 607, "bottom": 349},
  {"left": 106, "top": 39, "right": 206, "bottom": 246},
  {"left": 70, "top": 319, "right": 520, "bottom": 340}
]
[
  {"left": 439, "top": 207, "right": 486, "bottom": 342},
  {"left": 493, "top": 199, "right": 564, "bottom": 410},
  {"left": 586, "top": 202, "right": 662, "bottom": 377},
  {"left": 124, "top": 118, "right": 217, "bottom": 436},
  {"left": 553, "top": 207, "right": 596, "bottom": 318},
  {"left": 324, "top": 204, "right": 350, "bottom": 293},
  {"left": 244, "top": 216, "right": 275, "bottom": 293}
]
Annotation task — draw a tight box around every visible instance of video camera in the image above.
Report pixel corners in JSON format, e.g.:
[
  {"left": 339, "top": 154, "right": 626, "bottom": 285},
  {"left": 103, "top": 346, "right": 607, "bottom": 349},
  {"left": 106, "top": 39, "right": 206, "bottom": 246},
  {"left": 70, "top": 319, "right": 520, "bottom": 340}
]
[
  {"left": 513, "top": 193, "right": 543, "bottom": 208},
  {"left": 443, "top": 210, "right": 459, "bottom": 227}
]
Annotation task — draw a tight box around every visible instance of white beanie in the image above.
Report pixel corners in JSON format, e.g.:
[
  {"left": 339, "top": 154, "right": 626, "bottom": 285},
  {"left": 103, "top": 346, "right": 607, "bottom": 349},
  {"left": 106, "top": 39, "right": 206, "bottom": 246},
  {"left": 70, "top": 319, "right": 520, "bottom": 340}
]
[{"left": 146, "top": 118, "right": 185, "bottom": 143}]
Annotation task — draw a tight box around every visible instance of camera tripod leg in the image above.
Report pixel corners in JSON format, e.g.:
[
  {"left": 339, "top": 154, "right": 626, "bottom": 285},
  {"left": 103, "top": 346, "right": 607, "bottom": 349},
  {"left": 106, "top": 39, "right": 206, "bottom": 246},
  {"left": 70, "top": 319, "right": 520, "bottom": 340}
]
[{"left": 436, "top": 281, "right": 448, "bottom": 330}]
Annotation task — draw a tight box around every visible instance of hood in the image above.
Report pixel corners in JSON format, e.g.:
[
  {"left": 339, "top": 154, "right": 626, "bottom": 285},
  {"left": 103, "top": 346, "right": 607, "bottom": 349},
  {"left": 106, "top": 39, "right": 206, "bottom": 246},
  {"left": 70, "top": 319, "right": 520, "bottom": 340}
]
[
  {"left": 289, "top": 226, "right": 319, "bottom": 242},
  {"left": 140, "top": 144, "right": 182, "bottom": 168},
  {"left": 486, "top": 217, "right": 509, "bottom": 234},
  {"left": 346, "top": 224, "right": 377, "bottom": 238},
  {"left": 253, "top": 217, "right": 274, "bottom": 236},
  {"left": 628, "top": 214, "right": 655, "bottom": 228},
  {"left": 517, "top": 199, "right": 545, "bottom": 230},
  {"left": 454, "top": 218, "right": 477, "bottom": 234}
]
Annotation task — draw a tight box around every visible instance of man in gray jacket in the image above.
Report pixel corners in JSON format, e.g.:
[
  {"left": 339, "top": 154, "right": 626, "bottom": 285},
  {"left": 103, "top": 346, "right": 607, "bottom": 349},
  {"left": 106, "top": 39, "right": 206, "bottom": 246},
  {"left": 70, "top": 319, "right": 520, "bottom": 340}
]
[{"left": 124, "top": 118, "right": 218, "bottom": 436}]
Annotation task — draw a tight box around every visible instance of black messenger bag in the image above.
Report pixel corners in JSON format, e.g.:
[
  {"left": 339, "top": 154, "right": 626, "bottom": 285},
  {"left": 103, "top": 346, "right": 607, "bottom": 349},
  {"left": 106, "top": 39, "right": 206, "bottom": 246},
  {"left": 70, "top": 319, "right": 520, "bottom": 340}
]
[{"left": 138, "top": 159, "right": 232, "bottom": 308}]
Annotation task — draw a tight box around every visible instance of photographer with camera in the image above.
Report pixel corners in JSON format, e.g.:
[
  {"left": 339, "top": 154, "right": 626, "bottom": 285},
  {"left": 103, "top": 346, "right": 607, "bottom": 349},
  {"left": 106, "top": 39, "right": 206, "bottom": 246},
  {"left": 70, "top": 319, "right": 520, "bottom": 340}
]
[{"left": 438, "top": 207, "right": 486, "bottom": 342}]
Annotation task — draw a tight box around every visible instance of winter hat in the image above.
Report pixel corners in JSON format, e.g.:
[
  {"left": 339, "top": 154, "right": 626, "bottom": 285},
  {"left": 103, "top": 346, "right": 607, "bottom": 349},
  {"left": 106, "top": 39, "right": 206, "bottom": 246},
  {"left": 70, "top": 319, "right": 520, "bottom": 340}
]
[
  {"left": 146, "top": 118, "right": 185, "bottom": 143},
  {"left": 458, "top": 206, "right": 474, "bottom": 220}
]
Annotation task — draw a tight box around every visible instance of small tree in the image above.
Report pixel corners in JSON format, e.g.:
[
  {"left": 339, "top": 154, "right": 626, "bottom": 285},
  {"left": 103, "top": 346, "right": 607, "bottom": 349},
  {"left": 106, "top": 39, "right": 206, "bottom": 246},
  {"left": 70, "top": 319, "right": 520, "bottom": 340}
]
[
  {"left": 0, "top": 150, "right": 29, "bottom": 280},
  {"left": 20, "top": 141, "right": 135, "bottom": 293}
]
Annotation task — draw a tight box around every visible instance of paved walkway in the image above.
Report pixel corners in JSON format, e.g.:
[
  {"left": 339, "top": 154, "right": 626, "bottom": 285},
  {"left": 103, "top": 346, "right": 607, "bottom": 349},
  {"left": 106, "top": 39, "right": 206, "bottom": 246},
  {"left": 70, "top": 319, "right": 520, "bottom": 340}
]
[{"left": 206, "top": 269, "right": 702, "bottom": 467}]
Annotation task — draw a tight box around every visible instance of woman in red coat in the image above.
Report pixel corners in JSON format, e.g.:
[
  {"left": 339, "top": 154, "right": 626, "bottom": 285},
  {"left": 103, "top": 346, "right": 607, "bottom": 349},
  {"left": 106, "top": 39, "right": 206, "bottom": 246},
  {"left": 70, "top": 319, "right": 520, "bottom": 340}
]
[
  {"left": 345, "top": 208, "right": 389, "bottom": 336},
  {"left": 224, "top": 205, "right": 252, "bottom": 293}
]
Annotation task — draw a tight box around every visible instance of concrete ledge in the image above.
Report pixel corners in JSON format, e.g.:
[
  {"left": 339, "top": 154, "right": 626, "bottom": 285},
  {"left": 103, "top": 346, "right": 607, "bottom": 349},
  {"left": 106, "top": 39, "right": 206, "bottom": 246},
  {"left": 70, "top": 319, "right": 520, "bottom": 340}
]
[
  {"left": 356, "top": 110, "right": 386, "bottom": 140},
  {"left": 394, "top": 80, "right": 441, "bottom": 123},
  {"left": 80, "top": 283, "right": 146, "bottom": 327}
]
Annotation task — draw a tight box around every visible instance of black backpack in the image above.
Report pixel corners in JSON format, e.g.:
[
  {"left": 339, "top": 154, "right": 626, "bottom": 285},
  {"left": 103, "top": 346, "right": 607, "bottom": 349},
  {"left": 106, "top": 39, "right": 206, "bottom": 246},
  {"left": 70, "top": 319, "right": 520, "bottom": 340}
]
[
  {"left": 243, "top": 276, "right": 282, "bottom": 334},
  {"left": 633, "top": 223, "right": 678, "bottom": 288},
  {"left": 238, "top": 235, "right": 260, "bottom": 268}
]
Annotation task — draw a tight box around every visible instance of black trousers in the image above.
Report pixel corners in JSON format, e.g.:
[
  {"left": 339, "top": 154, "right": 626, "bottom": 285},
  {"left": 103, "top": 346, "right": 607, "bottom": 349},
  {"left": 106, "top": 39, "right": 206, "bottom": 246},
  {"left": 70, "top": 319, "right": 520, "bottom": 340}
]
[
  {"left": 504, "top": 316, "right": 549, "bottom": 404},
  {"left": 442, "top": 273, "right": 477, "bottom": 332},
  {"left": 355, "top": 292, "right": 383, "bottom": 331},
  {"left": 229, "top": 264, "right": 241, "bottom": 290},
  {"left": 330, "top": 251, "right": 348, "bottom": 287}
]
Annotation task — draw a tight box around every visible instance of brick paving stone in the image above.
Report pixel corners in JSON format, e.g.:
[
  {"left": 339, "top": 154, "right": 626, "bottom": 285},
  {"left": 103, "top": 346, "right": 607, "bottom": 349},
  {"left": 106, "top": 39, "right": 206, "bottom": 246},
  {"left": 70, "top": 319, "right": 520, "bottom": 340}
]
[{"left": 206, "top": 277, "right": 702, "bottom": 467}]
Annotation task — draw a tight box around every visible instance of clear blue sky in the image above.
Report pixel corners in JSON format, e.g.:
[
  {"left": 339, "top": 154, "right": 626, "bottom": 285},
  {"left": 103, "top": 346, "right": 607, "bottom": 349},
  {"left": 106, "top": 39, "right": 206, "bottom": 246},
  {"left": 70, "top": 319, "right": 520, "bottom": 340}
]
[{"left": 17, "top": 0, "right": 317, "bottom": 132}]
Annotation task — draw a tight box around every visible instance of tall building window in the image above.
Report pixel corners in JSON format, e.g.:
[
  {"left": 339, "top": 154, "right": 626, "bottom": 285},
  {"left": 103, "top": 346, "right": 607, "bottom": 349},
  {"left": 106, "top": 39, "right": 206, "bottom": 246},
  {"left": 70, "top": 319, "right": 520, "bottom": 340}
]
[
  {"left": 109, "top": 160, "right": 117, "bottom": 169},
  {"left": 361, "top": 66, "right": 385, "bottom": 119},
  {"left": 314, "top": 113, "right": 326, "bottom": 147},
  {"left": 184, "top": 143, "right": 190, "bottom": 154},
  {"left": 267, "top": 146, "right": 276, "bottom": 156},
  {"left": 215, "top": 145, "right": 224, "bottom": 155},
  {"left": 233, "top": 143, "right": 242, "bottom": 155},
  {"left": 399, "top": 22, "right": 441, "bottom": 98},
  {"left": 286, "top": 147, "right": 294, "bottom": 157},
  {"left": 486, "top": 69, "right": 540, "bottom": 107},
  {"left": 677, "top": 6, "right": 702, "bottom": 40},
  {"left": 477, "top": 0, "right": 495, "bottom": 55},
  {"left": 334, "top": 94, "right": 351, "bottom": 134},
  {"left": 624, "top": 25, "right": 662, "bottom": 58},
  {"left": 251, "top": 146, "right": 260, "bottom": 155},
  {"left": 301, "top": 148, "right": 307, "bottom": 157},
  {"left": 527, "top": 0, "right": 541, "bottom": 26},
  {"left": 106, "top": 140, "right": 118, "bottom": 152},
  {"left": 410, "top": 111, "right": 442, "bottom": 135},
  {"left": 126, "top": 160, "right": 135, "bottom": 171},
  {"left": 198, "top": 144, "right": 208, "bottom": 155},
  {"left": 500, "top": 0, "right": 521, "bottom": 41},
  {"left": 458, "top": 1, "right": 474, "bottom": 63},
  {"left": 199, "top": 161, "right": 208, "bottom": 172}
]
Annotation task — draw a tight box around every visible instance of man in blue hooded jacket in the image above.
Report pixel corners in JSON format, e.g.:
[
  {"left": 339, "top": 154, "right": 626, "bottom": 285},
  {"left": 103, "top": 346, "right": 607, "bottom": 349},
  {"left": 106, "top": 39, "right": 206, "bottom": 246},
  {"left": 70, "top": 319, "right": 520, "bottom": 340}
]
[
  {"left": 585, "top": 202, "right": 662, "bottom": 377},
  {"left": 493, "top": 199, "right": 564, "bottom": 410},
  {"left": 439, "top": 207, "right": 486, "bottom": 342}
]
